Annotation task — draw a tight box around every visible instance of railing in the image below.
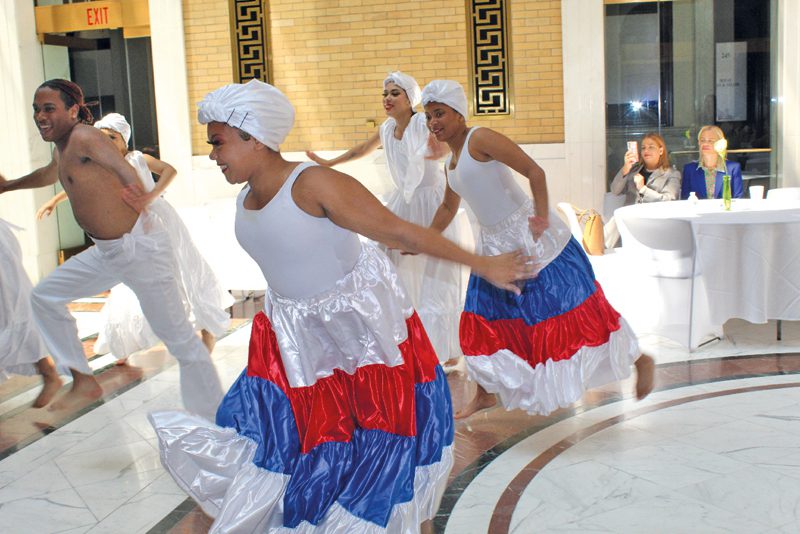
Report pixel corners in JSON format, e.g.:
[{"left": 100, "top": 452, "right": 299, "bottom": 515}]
[{"left": 669, "top": 148, "right": 772, "bottom": 155}]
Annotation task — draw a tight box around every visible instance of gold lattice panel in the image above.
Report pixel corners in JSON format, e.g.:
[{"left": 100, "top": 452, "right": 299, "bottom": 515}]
[
  {"left": 467, "top": 0, "right": 512, "bottom": 115},
  {"left": 229, "top": 0, "right": 272, "bottom": 83}
]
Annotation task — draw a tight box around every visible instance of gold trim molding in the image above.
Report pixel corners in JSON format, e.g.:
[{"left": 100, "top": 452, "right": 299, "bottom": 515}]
[
  {"left": 466, "top": 0, "right": 513, "bottom": 116},
  {"left": 228, "top": 0, "right": 273, "bottom": 83}
]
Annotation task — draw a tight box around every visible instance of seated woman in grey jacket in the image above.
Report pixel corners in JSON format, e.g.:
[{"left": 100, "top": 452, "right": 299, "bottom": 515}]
[{"left": 611, "top": 133, "right": 681, "bottom": 205}]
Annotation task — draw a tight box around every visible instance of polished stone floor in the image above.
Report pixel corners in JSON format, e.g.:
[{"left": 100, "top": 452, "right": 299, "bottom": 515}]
[{"left": 0, "top": 293, "right": 798, "bottom": 533}]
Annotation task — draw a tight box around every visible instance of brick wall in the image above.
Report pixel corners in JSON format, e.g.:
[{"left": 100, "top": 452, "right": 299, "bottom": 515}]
[
  {"left": 182, "top": 0, "right": 563, "bottom": 155},
  {"left": 182, "top": 0, "right": 233, "bottom": 155}
]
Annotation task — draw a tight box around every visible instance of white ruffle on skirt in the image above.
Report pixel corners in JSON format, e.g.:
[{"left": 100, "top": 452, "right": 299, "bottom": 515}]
[
  {"left": 383, "top": 184, "right": 470, "bottom": 363},
  {"left": 149, "top": 411, "right": 454, "bottom": 533},
  {"left": 0, "top": 219, "right": 45, "bottom": 379},
  {"left": 94, "top": 198, "right": 233, "bottom": 359},
  {"left": 465, "top": 319, "right": 640, "bottom": 415},
  {"left": 266, "top": 242, "right": 415, "bottom": 387}
]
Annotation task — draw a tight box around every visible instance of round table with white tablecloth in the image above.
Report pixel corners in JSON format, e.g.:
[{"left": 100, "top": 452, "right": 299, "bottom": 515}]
[{"left": 608, "top": 198, "right": 800, "bottom": 348}]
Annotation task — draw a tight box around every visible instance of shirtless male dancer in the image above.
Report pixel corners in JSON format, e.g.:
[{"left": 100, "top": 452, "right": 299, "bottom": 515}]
[{"left": 0, "top": 80, "right": 222, "bottom": 418}]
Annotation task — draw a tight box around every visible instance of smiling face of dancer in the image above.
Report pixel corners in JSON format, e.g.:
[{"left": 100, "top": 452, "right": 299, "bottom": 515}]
[
  {"left": 382, "top": 82, "right": 412, "bottom": 120},
  {"left": 207, "top": 122, "right": 268, "bottom": 185},
  {"left": 424, "top": 101, "right": 468, "bottom": 152},
  {"left": 32, "top": 87, "right": 81, "bottom": 147}
]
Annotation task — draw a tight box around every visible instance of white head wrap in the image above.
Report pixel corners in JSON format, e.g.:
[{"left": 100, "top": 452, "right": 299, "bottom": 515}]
[
  {"left": 383, "top": 71, "right": 421, "bottom": 108},
  {"left": 197, "top": 79, "right": 295, "bottom": 151},
  {"left": 94, "top": 113, "right": 131, "bottom": 145},
  {"left": 421, "top": 80, "right": 468, "bottom": 118}
]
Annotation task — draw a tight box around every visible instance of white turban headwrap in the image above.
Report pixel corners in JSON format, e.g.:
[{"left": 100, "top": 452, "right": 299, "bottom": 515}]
[
  {"left": 421, "top": 80, "right": 468, "bottom": 118},
  {"left": 197, "top": 79, "right": 295, "bottom": 151},
  {"left": 94, "top": 113, "right": 131, "bottom": 145},
  {"left": 383, "top": 71, "right": 421, "bottom": 108}
]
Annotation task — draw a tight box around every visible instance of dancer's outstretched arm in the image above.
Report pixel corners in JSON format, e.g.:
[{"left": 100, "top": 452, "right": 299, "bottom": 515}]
[
  {"left": 294, "top": 165, "right": 535, "bottom": 294},
  {"left": 0, "top": 152, "right": 60, "bottom": 194},
  {"left": 306, "top": 132, "right": 381, "bottom": 167}
]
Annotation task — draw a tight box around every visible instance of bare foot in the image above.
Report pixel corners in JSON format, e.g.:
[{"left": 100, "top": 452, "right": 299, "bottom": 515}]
[
  {"left": 33, "top": 358, "right": 63, "bottom": 408},
  {"left": 200, "top": 329, "right": 216, "bottom": 354},
  {"left": 454, "top": 386, "right": 497, "bottom": 419},
  {"left": 635, "top": 354, "right": 655, "bottom": 400},
  {"left": 420, "top": 519, "right": 435, "bottom": 534},
  {"left": 49, "top": 372, "right": 103, "bottom": 411},
  {"left": 442, "top": 357, "right": 463, "bottom": 376},
  {"left": 114, "top": 358, "right": 129, "bottom": 366}
]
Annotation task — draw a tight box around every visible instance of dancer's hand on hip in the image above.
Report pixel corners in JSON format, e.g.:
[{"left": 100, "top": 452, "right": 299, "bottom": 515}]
[
  {"left": 528, "top": 215, "right": 550, "bottom": 241},
  {"left": 121, "top": 183, "right": 152, "bottom": 213}
]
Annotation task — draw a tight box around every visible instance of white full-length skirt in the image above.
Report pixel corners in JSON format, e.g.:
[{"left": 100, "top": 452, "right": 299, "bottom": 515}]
[
  {"left": 0, "top": 219, "right": 46, "bottom": 379},
  {"left": 383, "top": 184, "right": 471, "bottom": 363}
]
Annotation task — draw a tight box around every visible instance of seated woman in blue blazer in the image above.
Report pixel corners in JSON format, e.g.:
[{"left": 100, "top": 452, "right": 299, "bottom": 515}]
[{"left": 681, "top": 125, "right": 743, "bottom": 199}]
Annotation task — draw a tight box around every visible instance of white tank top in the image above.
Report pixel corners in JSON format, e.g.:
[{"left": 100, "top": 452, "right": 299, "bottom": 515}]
[
  {"left": 380, "top": 113, "right": 442, "bottom": 202},
  {"left": 446, "top": 127, "right": 530, "bottom": 226},
  {"left": 125, "top": 151, "right": 156, "bottom": 192},
  {"left": 445, "top": 128, "right": 570, "bottom": 264},
  {"left": 235, "top": 162, "right": 362, "bottom": 299}
]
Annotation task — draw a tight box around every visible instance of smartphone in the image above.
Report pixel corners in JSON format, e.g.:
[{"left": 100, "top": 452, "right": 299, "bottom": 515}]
[{"left": 627, "top": 141, "right": 639, "bottom": 162}]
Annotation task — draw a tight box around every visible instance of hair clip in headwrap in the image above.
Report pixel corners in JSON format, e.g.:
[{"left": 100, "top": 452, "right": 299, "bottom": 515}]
[{"left": 197, "top": 79, "right": 296, "bottom": 152}]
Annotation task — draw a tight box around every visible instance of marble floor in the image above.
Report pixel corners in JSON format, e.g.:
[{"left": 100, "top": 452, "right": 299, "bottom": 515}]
[{"left": 1, "top": 295, "right": 799, "bottom": 533}]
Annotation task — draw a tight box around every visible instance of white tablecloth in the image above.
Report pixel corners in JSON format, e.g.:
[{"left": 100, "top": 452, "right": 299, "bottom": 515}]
[{"left": 610, "top": 199, "right": 800, "bottom": 347}]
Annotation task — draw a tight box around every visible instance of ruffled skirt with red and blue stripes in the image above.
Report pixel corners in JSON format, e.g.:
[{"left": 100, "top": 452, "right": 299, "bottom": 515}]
[
  {"left": 461, "top": 237, "right": 640, "bottom": 415},
  {"left": 149, "top": 244, "right": 453, "bottom": 532}
]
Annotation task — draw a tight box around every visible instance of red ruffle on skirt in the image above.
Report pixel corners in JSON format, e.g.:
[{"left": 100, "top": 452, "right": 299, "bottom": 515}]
[
  {"left": 460, "top": 282, "right": 622, "bottom": 365},
  {"left": 246, "top": 310, "right": 440, "bottom": 454}
]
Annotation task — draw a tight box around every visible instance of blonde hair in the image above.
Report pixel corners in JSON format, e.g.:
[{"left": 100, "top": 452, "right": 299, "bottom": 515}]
[{"left": 697, "top": 125, "right": 726, "bottom": 163}]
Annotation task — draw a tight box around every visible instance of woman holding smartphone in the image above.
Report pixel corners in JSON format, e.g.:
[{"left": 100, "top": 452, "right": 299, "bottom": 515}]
[{"left": 610, "top": 133, "right": 681, "bottom": 205}]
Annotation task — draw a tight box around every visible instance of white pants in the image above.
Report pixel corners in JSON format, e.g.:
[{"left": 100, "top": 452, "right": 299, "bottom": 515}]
[{"left": 30, "top": 211, "right": 223, "bottom": 420}]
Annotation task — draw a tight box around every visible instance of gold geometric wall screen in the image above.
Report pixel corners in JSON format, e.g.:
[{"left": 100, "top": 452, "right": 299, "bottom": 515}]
[
  {"left": 229, "top": 0, "right": 272, "bottom": 83},
  {"left": 466, "top": 0, "right": 513, "bottom": 115}
]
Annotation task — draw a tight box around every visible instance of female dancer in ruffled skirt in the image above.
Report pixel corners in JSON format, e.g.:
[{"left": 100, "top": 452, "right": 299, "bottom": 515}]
[
  {"left": 149, "top": 80, "right": 533, "bottom": 532},
  {"left": 421, "top": 80, "right": 655, "bottom": 418}
]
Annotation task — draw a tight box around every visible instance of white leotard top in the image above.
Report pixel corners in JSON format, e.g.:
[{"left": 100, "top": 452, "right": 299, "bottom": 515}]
[
  {"left": 446, "top": 128, "right": 531, "bottom": 226},
  {"left": 380, "top": 113, "right": 442, "bottom": 202},
  {"left": 125, "top": 151, "right": 156, "bottom": 192},
  {"left": 445, "top": 128, "right": 570, "bottom": 264},
  {"left": 235, "top": 162, "right": 362, "bottom": 299}
]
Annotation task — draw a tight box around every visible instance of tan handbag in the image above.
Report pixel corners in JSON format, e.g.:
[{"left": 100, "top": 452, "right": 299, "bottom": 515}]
[{"left": 573, "top": 206, "right": 604, "bottom": 256}]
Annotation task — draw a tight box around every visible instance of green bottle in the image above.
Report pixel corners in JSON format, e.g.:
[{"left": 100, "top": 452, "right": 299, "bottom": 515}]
[{"left": 722, "top": 174, "right": 731, "bottom": 210}]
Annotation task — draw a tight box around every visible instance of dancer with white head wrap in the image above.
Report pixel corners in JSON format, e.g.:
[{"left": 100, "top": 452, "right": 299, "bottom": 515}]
[
  {"left": 421, "top": 80, "right": 655, "bottom": 419},
  {"left": 37, "top": 112, "right": 233, "bottom": 362},
  {"left": 149, "top": 79, "right": 534, "bottom": 533},
  {"left": 307, "top": 71, "right": 471, "bottom": 369}
]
